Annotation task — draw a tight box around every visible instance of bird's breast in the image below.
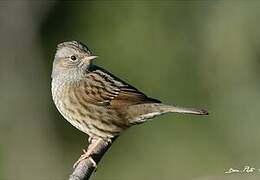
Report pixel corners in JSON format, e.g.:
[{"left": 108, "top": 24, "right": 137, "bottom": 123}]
[{"left": 51, "top": 79, "right": 127, "bottom": 138}]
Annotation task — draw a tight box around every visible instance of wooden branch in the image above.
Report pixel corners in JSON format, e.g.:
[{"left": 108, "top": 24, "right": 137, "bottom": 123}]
[{"left": 69, "top": 138, "right": 116, "bottom": 180}]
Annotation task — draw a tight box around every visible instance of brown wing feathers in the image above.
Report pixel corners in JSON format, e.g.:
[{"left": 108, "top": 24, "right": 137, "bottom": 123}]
[
  {"left": 81, "top": 66, "right": 161, "bottom": 107},
  {"left": 110, "top": 87, "right": 160, "bottom": 107}
]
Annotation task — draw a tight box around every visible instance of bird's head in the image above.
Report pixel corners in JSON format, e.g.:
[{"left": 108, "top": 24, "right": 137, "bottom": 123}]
[{"left": 52, "top": 41, "right": 97, "bottom": 79}]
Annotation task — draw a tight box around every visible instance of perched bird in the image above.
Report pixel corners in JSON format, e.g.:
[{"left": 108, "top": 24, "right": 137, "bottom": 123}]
[{"left": 51, "top": 41, "right": 208, "bottom": 167}]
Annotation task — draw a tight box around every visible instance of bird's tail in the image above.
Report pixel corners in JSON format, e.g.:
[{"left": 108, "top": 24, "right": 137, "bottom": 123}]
[
  {"left": 159, "top": 104, "right": 209, "bottom": 115},
  {"left": 128, "top": 103, "right": 208, "bottom": 124}
]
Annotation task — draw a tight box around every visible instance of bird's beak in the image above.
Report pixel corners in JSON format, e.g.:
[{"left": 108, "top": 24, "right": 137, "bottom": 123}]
[{"left": 82, "top": 55, "right": 98, "bottom": 64}]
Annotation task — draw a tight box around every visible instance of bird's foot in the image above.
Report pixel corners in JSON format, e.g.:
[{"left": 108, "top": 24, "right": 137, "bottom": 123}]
[{"left": 73, "top": 149, "right": 97, "bottom": 169}]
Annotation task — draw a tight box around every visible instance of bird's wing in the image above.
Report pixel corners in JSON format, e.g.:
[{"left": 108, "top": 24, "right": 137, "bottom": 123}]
[{"left": 78, "top": 66, "right": 161, "bottom": 108}]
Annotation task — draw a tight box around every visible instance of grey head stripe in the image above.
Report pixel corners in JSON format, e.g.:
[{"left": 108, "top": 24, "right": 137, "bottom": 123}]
[{"left": 57, "top": 41, "right": 92, "bottom": 55}]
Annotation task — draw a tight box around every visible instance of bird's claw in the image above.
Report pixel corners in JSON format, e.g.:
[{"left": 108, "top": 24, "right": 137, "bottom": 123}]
[{"left": 73, "top": 149, "right": 97, "bottom": 169}]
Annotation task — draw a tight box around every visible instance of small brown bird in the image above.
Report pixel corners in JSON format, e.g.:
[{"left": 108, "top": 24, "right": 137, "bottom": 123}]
[{"left": 51, "top": 41, "right": 208, "bottom": 167}]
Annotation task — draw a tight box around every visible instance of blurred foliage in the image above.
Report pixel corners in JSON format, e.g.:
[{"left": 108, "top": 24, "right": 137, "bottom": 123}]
[{"left": 1, "top": 1, "right": 260, "bottom": 179}]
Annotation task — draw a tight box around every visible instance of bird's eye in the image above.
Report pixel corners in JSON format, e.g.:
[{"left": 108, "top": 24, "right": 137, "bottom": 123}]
[{"left": 70, "top": 55, "right": 77, "bottom": 61}]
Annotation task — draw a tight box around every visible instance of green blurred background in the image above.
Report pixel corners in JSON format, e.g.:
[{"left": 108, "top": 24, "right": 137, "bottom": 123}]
[{"left": 1, "top": 1, "right": 260, "bottom": 180}]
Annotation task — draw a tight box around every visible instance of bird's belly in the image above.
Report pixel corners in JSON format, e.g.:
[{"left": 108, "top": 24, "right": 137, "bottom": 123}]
[
  {"left": 52, "top": 94, "right": 90, "bottom": 134},
  {"left": 52, "top": 84, "right": 126, "bottom": 138}
]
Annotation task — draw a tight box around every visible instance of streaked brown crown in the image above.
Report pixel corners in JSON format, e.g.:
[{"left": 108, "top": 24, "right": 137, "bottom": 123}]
[{"left": 57, "top": 41, "right": 92, "bottom": 56}]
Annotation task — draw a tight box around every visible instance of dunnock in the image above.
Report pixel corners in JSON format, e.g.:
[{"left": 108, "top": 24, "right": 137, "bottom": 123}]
[{"left": 51, "top": 41, "right": 208, "bottom": 167}]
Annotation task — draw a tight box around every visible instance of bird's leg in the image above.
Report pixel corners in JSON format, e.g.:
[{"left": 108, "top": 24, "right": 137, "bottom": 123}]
[
  {"left": 73, "top": 138, "right": 103, "bottom": 168},
  {"left": 88, "top": 136, "right": 93, "bottom": 143}
]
